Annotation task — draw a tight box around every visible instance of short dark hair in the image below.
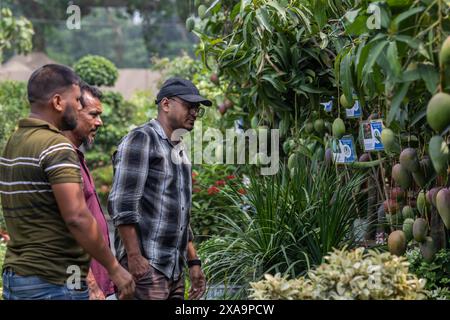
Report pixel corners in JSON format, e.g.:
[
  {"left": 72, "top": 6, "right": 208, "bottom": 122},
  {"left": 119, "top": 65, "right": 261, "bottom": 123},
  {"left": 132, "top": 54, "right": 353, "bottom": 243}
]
[
  {"left": 27, "top": 64, "right": 81, "bottom": 104},
  {"left": 80, "top": 82, "right": 103, "bottom": 108}
]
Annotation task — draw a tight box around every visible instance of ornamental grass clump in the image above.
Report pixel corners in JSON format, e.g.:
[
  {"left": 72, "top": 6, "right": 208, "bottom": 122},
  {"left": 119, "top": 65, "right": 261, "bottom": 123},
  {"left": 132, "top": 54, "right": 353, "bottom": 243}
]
[{"left": 250, "top": 248, "right": 428, "bottom": 300}]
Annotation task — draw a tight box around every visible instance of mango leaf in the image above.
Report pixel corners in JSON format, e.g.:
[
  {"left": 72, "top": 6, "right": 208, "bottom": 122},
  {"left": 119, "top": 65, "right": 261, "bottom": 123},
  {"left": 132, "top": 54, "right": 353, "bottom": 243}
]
[
  {"left": 242, "top": 11, "right": 254, "bottom": 44},
  {"left": 340, "top": 50, "right": 354, "bottom": 105},
  {"left": 410, "top": 109, "right": 427, "bottom": 127},
  {"left": 356, "top": 41, "right": 369, "bottom": 83},
  {"left": 345, "top": 15, "right": 369, "bottom": 36},
  {"left": 261, "top": 74, "right": 286, "bottom": 92},
  {"left": 419, "top": 63, "right": 439, "bottom": 94},
  {"left": 362, "top": 40, "right": 388, "bottom": 79},
  {"left": 298, "top": 85, "right": 323, "bottom": 94},
  {"left": 400, "top": 68, "right": 421, "bottom": 82},
  {"left": 394, "top": 35, "right": 420, "bottom": 50},
  {"left": 387, "top": 82, "right": 410, "bottom": 125},
  {"left": 393, "top": 6, "right": 424, "bottom": 25},
  {"left": 386, "top": 41, "right": 401, "bottom": 78},
  {"left": 312, "top": 0, "right": 327, "bottom": 28},
  {"left": 230, "top": 2, "right": 241, "bottom": 21},
  {"left": 256, "top": 7, "right": 272, "bottom": 34},
  {"left": 267, "top": 0, "right": 287, "bottom": 20}
]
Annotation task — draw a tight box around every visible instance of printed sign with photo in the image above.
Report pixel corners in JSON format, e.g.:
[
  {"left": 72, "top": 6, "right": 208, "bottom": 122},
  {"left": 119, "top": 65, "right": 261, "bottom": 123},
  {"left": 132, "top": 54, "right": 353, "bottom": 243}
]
[
  {"left": 361, "top": 119, "right": 384, "bottom": 152},
  {"left": 332, "top": 135, "right": 357, "bottom": 164}
]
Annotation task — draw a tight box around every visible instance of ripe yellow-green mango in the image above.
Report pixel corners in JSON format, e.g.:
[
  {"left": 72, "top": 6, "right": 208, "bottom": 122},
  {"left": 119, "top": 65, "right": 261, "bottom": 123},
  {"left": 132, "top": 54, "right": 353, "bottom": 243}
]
[{"left": 388, "top": 230, "right": 407, "bottom": 256}]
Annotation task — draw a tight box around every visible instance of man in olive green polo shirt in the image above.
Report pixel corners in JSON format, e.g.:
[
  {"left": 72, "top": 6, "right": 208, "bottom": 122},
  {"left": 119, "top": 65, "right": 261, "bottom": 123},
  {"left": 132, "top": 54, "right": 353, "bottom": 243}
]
[{"left": 0, "top": 64, "right": 134, "bottom": 300}]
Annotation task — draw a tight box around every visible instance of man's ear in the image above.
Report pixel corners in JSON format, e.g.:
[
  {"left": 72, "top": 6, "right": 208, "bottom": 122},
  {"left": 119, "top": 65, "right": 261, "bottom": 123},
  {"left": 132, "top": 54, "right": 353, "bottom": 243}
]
[
  {"left": 160, "top": 97, "right": 170, "bottom": 113},
  {"left": 51, "top": 94, "right": 63, "bottom": 112}
]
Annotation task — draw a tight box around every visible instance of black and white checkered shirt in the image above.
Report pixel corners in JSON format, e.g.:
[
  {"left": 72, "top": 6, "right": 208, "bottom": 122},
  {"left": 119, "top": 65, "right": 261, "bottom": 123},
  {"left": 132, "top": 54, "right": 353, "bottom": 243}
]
[{"left": 108, "top": 119, "right": 193, "bottom": 281}]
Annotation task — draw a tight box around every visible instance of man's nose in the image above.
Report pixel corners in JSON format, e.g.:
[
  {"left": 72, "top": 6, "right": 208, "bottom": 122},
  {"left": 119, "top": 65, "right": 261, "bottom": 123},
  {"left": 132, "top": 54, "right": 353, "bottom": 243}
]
[{"left": 96, "top": 116, "right": 103, "bottom": 127}]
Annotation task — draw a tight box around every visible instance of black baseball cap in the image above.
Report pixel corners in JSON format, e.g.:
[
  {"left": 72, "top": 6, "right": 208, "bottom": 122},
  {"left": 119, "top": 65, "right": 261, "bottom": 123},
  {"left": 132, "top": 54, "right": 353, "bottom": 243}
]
[{"left": 155, "top": 77, "right": 212, "bottom": 106}]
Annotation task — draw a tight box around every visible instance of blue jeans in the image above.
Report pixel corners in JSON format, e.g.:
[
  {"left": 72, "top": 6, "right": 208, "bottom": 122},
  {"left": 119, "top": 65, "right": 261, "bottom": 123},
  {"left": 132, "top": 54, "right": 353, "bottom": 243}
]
[{"left": 2, "top": 269, "right": 89, "bottom": 300}]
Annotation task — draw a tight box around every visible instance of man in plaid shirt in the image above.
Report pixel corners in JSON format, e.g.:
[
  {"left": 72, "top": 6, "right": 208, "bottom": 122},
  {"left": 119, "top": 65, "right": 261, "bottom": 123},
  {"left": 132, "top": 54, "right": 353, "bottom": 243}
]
[{"left": 108, "top": 78, "right": 210, "bottom": 300}]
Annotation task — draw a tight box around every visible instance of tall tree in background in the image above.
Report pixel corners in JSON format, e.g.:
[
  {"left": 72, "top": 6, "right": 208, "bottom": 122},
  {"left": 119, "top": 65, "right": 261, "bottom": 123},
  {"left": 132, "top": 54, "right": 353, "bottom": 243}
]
[
  {"left": 0, "top": 7, "right": 34, "bottom": 63},
  {"left": 6, "top": 0, "right": 196, "bottom": 66}
]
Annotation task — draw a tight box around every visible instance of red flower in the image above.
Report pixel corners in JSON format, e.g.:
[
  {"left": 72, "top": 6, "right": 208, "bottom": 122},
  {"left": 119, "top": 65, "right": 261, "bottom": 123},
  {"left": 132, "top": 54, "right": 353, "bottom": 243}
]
[
  {"left": 0, "top": 231, "right": 10, "bottom": 242},
  {"left": 207, "top": 186, "right": 220, "bottom": 195},
  {"left": 193, "top": 187, "right": 201, "bottom": 193},
  {"left": 192, "top": 172, "right": 198, "bottom": 178},
  {"left": 192, "top": 178, "right": 197, "bottom": 184},
  {"left": 215, "top": 180, "right": 226, "bottom": 187},
  {"left": 238, "top": 188, "right": 247, "bottom": 195},
  {"left": 226, "top": 175, "right": 236, "bottom": 180}
]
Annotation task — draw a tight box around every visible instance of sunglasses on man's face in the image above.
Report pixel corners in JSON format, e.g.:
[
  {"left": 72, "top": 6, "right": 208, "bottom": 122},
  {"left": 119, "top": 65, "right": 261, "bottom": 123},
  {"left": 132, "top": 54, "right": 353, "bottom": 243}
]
[{"left": 168, "top": 97, "right": 205, "bottom": 117}]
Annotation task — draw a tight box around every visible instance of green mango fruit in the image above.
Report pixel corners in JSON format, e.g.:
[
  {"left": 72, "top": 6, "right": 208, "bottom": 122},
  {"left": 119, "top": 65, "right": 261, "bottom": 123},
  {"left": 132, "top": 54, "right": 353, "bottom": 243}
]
[
  {"left": 417, "top": 190, "right": 428, "bottom": 216},
  {"left": 314, "top": 119, "right": 325, "bottom": 135},
  {"left": 439, "top": 36, "right": 450, "bottom": 66},
  {"left": 429, "top": 135, "right": 449, "bottom": 175},
  {"left": 427, "top": 93, "right": 450, "bottom": 133},
  {"left": 413, "top": 218, "right": 428, "bottom": 243},
  {"left": 402, "top": 218, "right": 414, "bottom": 242},
  {"left": 435, "top": 188, "right": 450, "bottom": 229},
  {"left": 399, "top": 148, "right": 420, "bottom": 172},
  {"left": 339, "top": 94, "right": 351, "bottom": 108},
  {"left": 392, "top": 163, "right": 412, "bottom": 190},
  {"left": 402, "top": 206, "right": 415, "bottom": 220},
  {"left": 420, "top": 236, "right": 437, "bottom": 263},
  {"left": 332, "top": 118, "right": 345, "bottom": 138},
  {"left": 305, "top": 122, "right": 314, "bottom": 134}
]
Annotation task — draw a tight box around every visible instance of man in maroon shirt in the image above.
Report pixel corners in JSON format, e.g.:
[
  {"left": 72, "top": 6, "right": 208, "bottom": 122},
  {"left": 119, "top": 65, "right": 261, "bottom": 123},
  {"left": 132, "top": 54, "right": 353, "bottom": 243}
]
[{"left": 63, "top": 82, "right": 114, "bottom": 299}]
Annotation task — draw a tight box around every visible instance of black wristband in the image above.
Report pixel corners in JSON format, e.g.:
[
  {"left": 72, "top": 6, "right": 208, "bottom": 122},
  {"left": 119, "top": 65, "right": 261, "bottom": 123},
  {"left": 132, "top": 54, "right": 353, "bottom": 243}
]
[{"left": 187, "top": 259, "right": 201, "bottom": 268}]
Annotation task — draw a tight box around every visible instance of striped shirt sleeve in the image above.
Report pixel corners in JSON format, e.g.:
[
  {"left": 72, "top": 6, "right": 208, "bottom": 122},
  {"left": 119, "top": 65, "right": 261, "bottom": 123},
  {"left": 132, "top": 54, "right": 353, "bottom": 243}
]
[
  {"left": 108, "top": 130, "right": 150, "bottom": 226},
  {"left": 40, "top": 137, "right": 81, "bottom": 185}
]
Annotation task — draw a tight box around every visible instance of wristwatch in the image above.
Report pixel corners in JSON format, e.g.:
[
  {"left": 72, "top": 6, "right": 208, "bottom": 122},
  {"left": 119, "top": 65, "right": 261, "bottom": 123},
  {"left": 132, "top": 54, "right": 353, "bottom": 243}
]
[{"left": 187, "top": 259, "right": 202, "bottom": 268}]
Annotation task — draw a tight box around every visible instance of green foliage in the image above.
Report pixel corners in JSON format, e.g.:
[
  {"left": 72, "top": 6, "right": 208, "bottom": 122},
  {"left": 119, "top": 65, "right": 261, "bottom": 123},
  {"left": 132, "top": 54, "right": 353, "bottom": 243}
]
[
  {"left": 407, "top": 247, "right": 450, "bottom": 299},
  {"left": 0, "top": 8, "right": 33, "bottom": 63},
  {"left": 193, "top": 0, "right": 344, "bottom": 129},
  {"left": 250, "top": 247, "right": 428, "bottom": 300},
  {"left": 74, "top": 55, "right": 119, "bottom": 87},
  {"left": 0, "top": 81, "right": 28, "bottom": 152},
  {"left": 0, "top": 241, "right": 6, "bottom": 299},
  {"left": 0, "top": 81, "right": 28, "bottom": 230},
  {"left": 190, "top": 165, "right": 240, "bottom": 241},
  {"left": 336, "top": 0, "right": 448, "bottom": 131},
  {"left": 90, "top": 165, "right": 114, "bottom": 206},
  {"left": 198, "top": 156, "right": 368, "bottom": 298}
]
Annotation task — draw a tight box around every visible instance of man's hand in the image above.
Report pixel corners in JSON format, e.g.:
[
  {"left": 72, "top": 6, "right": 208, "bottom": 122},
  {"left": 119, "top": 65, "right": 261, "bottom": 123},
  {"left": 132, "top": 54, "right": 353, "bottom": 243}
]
[
  {"left": 127, "top": 253, "right": 150, "bottom": 281},
  {"left": 188, "top": 266, "right": 206, "bottom": 300},
  {"left": 108, "top": 264, "right": 135, "bottom": 300},
  {"left": 87, "top": 269, "right": 105, "bottom": 300}
]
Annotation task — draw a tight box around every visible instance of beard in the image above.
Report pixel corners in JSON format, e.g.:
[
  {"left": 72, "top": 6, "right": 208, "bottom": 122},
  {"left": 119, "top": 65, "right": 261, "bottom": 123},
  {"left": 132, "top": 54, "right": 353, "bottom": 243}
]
[{"left": 60, "top": 103, "right": 78, "bottom": 131}]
